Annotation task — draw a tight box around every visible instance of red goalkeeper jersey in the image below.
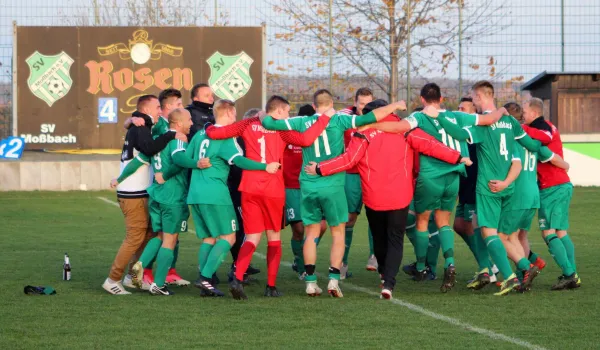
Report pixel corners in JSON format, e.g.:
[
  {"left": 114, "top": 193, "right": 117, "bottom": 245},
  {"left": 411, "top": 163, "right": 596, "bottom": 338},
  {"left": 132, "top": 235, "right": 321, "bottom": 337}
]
[
  {"left": 523, "top": 118, "right": 570, "bottom": 189},
  {"left": 206, "top": 115, "right": 330, "bottom": 197},
  {"left": 283, "top": 144, "right": 302, "bottom": 189},
  {"left": 318, "top": 115, "right": 462, "bottom": 210}
]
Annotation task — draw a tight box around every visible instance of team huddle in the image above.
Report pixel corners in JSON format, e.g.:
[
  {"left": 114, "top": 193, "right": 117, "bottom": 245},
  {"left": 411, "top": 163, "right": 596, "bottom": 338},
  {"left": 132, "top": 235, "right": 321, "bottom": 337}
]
[{"left": 102, "top": 80, "right": 580, "bottom": 299}]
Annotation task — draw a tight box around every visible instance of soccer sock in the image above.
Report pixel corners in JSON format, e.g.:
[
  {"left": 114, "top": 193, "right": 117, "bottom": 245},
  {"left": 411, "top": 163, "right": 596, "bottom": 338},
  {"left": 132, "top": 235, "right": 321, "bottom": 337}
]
[
  {"left": 515, "top": 269, "right": 524, "bottom": 282},
  {"left": 201, "top": 239, "right": 232, "bottom": 279},
  {"left": 139, "top": 237, "right": 162, "bottom": 268},
  {"left": 329, "top": 266, "right": 341, "bottom": 280},
  {"left": 415, "top": 230, "right": 429, "bottom": 271},
  {"left": 305, "top": 264, "right": 317, "bottom": 282},
  {"left": 545, "top": 234, "right": 575, "bottom": 276},
  {"left": 198, "top": 243, "right": 213, "bottom": 274},
  {"left": 560, "top": 234, "right": 577, "bottom": 272},
  {"left": 315, "top": 237, "right": 321, "bottom": 246},
  {"left": 267, "top": 241, "right": 282, "bottom": 287},
  {"left": 368, "top": 227, "right": 374, "bottom": 255},
  {"left": 528, "top": 250, "right": 539, "bottom": 264},
  {"left": 291, "top": 239, "right": 305, "bottom": 271},
  {"left": 458, "top": 232, "right": 478, "bottom": 258},
  {"left": 485, "top": 236, "right": 514, "bottom": 279},
  {"left": 473, "top": 228, "right": 492, "bottom": 271},
  {"left": 343, "top": 227, "right": 354, "bottom": 265},
  {"left": 439, "top": 226, "right": 455, "bottom": 268},
  {"left": 426, "top": 232, "right": 440, "bottom": 274},
  {"left": 516, "top": 258, "right": 531, "bottom": 272},
  {"left": 406, "top": 227, "right": 417, "bottom": 247},
  {"left": 153, "top": 247, "right": 174, "bottom": 287},
  {"left": 170, "top": 240, "right": 179, "bottom": 269},
  {"left": 235, "top": 241, "right": 257, "bottom": 281}
]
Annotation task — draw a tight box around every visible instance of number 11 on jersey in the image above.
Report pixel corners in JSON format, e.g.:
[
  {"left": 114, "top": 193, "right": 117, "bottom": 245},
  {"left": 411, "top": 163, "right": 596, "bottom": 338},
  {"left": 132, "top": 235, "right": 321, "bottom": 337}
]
[{"left": 314, "top": 130, "right": 331, "bottom": 158}]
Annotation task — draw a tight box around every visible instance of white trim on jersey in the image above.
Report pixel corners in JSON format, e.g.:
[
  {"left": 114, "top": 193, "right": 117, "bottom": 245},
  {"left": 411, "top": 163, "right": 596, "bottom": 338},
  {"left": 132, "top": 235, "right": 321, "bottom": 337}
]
[
  {"left": 351, "top": 115, "right": 356, "bottom": 129},
  {"left": 540, "top": 153, "right": 554, "bottom": 163},
  {"left": 228, "top": 138, "right": 244, "bottom": 165},
  {"left": 284, "top": 119, "right": 292, "bottom": 130},
  {"left": 464, "top": 127, "right": 475, "bottom": 144},
  {"left": 171, "top": 148, "right": 185, "bottom": 156},
  {"left": 136, "top": 155, "right": 150, "bottom": 165},
  {"left": 515, "top": 132, "right": 526, "bottom": 140}
]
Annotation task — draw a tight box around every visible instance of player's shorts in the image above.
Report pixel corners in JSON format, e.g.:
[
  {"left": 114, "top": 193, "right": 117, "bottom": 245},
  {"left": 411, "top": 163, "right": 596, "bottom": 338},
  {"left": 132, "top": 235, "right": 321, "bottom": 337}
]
[
  {"left": 285, "top": 188, "right": 302, "bottom": 224},
  {"left": 241, "top": 192, "right": 285, "bottom": 234},
  {"left": 190, "top": 204, "right": 237, "bottom": 239},
  {"left": 538, "top": 182, "right": 573, "bottom": 231},
  {"left": 301, "top": 186, "right": 348, "bottom": 226},
  {"left": 345, "top": 173, "right": 363, "bottom": 214},
  {"left": 148, "top": 198, "right": 189, "bottom": 234},
  {"left": 455, "top": 202, "right": 476, "bottom": 222},
  {"left": 414, "top": 173, "right": 459, "bottom": 213},
  {"left": 498, "top": 209, "right": 536, "bottom": 234},
  {"left": 475, "top": 193, "right": 511, "bottom": 230}
]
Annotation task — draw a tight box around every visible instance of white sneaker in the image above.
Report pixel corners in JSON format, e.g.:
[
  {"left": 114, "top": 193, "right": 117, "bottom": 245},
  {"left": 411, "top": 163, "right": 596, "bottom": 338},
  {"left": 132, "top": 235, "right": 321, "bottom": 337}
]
[
  {"left": 131, "top": 261, "right": 144, "bottom": 289},
  {"left": 123, "top": 274, "right": 151, "bottom": 291},
  {"left": 102, "top": 278, "right": 131, "bottom": 295},
  {"left": 380, "top": 288, "right": 392, "bottom": 300},
  {"left": 366, "top": 255, "right": 378, "bottom": 271},
  {"left": 340, "top": 263, "right": 349, "bottom": 280},
  {"left": 305, "top": 281, "right": 322, "bottom": 296},
  {"left": 327, "top": 279, "right": 344, "bottom": 298}
]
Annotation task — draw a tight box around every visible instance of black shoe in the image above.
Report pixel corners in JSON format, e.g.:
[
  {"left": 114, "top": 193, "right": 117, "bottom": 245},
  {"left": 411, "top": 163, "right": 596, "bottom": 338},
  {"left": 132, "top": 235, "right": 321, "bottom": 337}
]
[
  {"left": 440, "top": 265, "right": 456, "bottom": 293},
  {"left": 212, "top": 273, "right": 220, "bottom": 285},
  {"left": 195, "top": 276, "right": 224, "bottom": 297},
  {"left": 247, "top": 265, "right": 261, "bottom": 275},
  {"left": 264, "top": 285, "right": 283, "bottom": 297},
  {"left": 413, "top": 269, "right": 429, "bottom": 282},
  {"left": 229, "top": 278, "right": 248, "bottom": 300},
  {"left": 402, "top": 262, "right": 417, "bottom": 277},
  {"left": 149, "top": 283, "right": 174, "bottom": 296},
  {"left": 521, "top": 265, "right": 540, "bottom": 290},
  {"left": 552, "top": 273, "right": 578, "bottom": 291}
]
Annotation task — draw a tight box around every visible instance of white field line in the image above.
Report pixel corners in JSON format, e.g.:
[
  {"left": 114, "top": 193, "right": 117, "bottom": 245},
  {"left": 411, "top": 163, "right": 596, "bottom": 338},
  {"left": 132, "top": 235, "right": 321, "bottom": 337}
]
[{"left": 97, "top": 196, "right": 547, "bottom": 350}]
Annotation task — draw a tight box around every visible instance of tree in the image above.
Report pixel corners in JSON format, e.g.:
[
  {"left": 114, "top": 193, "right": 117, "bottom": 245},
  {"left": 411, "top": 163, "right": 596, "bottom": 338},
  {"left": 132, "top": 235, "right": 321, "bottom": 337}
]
[{"left": 270, "top": 0, "right": 507, "bottom": 102}]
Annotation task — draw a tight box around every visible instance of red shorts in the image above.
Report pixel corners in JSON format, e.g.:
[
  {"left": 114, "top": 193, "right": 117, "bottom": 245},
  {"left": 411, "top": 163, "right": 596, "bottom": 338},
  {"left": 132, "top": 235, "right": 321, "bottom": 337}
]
[{"left": 241, "top": 192, "right": 285, "bottom": 234}]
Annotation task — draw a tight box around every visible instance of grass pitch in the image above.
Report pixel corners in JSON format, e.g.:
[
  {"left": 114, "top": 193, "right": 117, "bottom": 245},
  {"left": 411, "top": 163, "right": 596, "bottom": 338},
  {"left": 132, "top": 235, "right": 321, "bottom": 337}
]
[{"left": 1, "top": 188, "right": 599, "bottom": 349}]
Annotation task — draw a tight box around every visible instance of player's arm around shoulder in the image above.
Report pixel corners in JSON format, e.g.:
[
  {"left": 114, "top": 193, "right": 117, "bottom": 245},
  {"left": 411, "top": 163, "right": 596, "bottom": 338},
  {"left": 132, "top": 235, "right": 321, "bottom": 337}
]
[
  {"left": 262, "top": 114, "right": 306, "bottom": 131},
  {"left": 538, "top": 146, "right": 570, "bottom": 171},
  {"left": 307, "top": 131, "right": 370, "bottom": 177},
  {"left": 511, "top": 116, "right": 541, "bottom": 152}
]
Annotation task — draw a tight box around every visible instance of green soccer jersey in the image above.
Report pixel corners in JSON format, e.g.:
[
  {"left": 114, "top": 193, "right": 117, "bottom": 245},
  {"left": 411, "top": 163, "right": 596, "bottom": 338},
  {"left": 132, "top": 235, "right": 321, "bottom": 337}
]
[
  {"left": 404, "top": 110, "right": 477, "bottom": 178},
  {"left": 508, "top": 145, "right": 554, "bottom": 210},
  {"left": 147, "top": 138, "right": 189, "bottom": 205},
  {"left": 185, "top": 129, "right": 243, "bottom": 205},
  {"left": 464, "top": 116, "right": 528, "bottom": 197},
  {"left": 262, "top": 111, "right": 377, "bottom": 189},
  {"left": 152, "top": 116, "right": 169, "bottom": 138}
]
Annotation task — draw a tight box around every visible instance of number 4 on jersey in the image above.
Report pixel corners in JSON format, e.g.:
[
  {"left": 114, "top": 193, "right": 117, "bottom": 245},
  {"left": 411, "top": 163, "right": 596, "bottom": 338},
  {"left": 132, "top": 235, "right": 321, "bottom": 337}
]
[{"left": 499, "top": 133, "right": 509, "bottom": 161}]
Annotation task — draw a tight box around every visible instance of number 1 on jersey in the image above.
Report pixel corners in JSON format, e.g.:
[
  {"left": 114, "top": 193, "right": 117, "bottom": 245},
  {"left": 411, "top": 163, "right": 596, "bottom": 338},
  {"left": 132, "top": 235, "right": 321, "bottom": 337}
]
[
  {"left": 499, "top": 133, "right": 509, "bottom": 161},
  {"left": 314, "top": 130, "right": 331, "bottom": 158},
  {"left": 257, "top": 136, "right": 266, "bottom": 163}
]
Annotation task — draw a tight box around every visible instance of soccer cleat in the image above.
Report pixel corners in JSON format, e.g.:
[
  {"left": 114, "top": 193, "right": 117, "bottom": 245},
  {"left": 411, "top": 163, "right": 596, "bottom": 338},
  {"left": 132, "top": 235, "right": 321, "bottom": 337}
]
[
  {"left": 194, "top": 276, "right": 224, "bottom": 297},
  {"left": 166, "top": 268, "right": 190, "bottom": 286},
  {"left": 366, "top": 255, "right": 378, "bottom": 271},
  {"left": 425, "top": 266, "right": 437, "bottom": 281},
  {"left": 305, "top": 281, "right": 323, "bottom": 297},
  {"left": 264, "top": 285, "right": 284, "bottom": 297},
  {"left": 327, "top": 279, "right": 344, "bottom": 298},
  {"left": 298, "top": 272, "right": 307, "bottom": 281},
  {"left": 521, "top": 265, "right": 541, "bottom": 290},
  {"left": 413, "top": 269, "right": 429, "bottom": 282},
  {"left": 551, "top": 273, "right": 578, "bottom": 291},
  {"left": 532, "top": 256, "right": 547, "bottom": 271},
  {"left": 291, "top": 261, "right": 298, "bottom": 273},
  {"left": 123, "top": 274, "right": 150, "bottom": 291},
  {"left": 402, "top": 262, "right": 417, "bottom": 277},
  {"left": 246, "top": 265, "right": 261, "bottom": 275},
  {"left": 229, "top": 277, "right": 248, "bottom": 300},
  {"left": 130, "top": 261, "right": 144, "bottom": 289},
  {"left": 102, "top": 278, "right": 131, "bottom": 295},
  {"left": 494, "top": 274, "right": 521, "bottom": 296},
  {"left": 212, "top": 273, "right": 220, "bottom": 285},
  {"left": 466, "top": 268, "right": 491, "bottom": 290},
  {"left": 143, "top": 268, "right": 154, "bottom": 285},
  {"left": 149, "top": 283, "right": 174, "bottom": 296},
  {"left": 380, "top": 288, "right": 392, "bottom": 300},
  {"left": 440, "top": 264, "right": 456, "bottom": 293},
  {"left": 340, "top": 263, "right": 353, "bottom": 280},
  {"left": 574, "top": 274, "right": 582, "bottom": 288}
]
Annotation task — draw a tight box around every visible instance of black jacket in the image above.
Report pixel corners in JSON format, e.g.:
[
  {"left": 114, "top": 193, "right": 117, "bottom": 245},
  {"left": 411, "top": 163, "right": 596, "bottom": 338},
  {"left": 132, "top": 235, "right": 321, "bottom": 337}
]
[
  {"left": 186, "top": 101, "right": 215, "bottom": 139},
  {"left": 121, "top": 111, "right": 175, "bottom": 161}
]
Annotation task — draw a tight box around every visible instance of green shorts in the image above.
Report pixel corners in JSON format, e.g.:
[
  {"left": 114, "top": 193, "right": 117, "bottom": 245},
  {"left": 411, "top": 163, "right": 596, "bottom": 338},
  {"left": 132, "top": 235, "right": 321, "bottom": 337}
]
[
  {"left": 475, "top": 193, "right": 511, "bottom": 230},
  {"left": 190, "top": 204, "right": 237, "bottom": 239},
  {"left": 498, "top": 209, "right": 536, "bottom": 234},
  {"left": 538, "top": 183, "right": 573, "bottom": 231},
  {"left": 455, "top": 202, "right": 476, "bottom": 222},
  {"left": 345, "top": 173, "right": 363, "bottom": 214},
  {"left": 414, "top": 173, "right": 459, "bottom": 213},
  {"left": 301, "top": 186, "right": 348, "bottom": 226},
  {"left": 149, "top": 199, "right": 189, "bottom": 234},
  {"left": 285, "top": 188, "right": 302, "bottom": 224}
]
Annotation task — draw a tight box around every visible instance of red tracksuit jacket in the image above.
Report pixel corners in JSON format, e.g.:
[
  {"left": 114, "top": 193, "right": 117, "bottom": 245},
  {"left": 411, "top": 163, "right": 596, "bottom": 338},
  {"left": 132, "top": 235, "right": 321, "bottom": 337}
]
[{"left": 319, "top": 116, "right": 463, "bottom": 211}]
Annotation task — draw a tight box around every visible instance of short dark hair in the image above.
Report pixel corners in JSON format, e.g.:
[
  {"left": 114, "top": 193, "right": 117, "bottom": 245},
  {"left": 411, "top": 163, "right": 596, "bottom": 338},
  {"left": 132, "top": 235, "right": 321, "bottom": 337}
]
[
  {"left": 413, "top": 106, "right": 424, "bottom": 112},
  {"left": 297, "top": 104, "right": 315, "bottom": 116},
  {"left": 265, "top": 95, "right": 290, "bottom": 113},
  {"left": 504, "top": 102, "right": 523, "bottom": 120},
  {"left": 313, "top": 89, "right": 333, "bottom": 107},
  {"left": 355, "top": 87, "right": 373, "bottom": 101},
  {"left": 136, "top": 94, "right": 158, "bottom": 110},
  {"left": 362, "top": 99, "right": 388, "bottom": 115},
  {"left": 191, "top": 83, "right": 210, "bottom": 100},
  {"left": 472, "top": 80, "right": 494, "bottom": 97},
  {"left": 158, "top": 88, "right": 182, "bottom": 108},
  {"left": 420, "top": 83, "right": 442, "bottom": 103},
  {"left": 460, "top": 97, "right": 473, "bottom": 103}
]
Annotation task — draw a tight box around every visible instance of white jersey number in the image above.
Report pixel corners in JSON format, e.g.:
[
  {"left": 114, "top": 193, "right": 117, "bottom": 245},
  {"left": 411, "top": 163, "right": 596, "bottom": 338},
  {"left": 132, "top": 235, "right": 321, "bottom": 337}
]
[
  {"left": 499, "top": 133, "right": 509, "bottom": 161},
  {"left": 439, "top": 129, "right": 461, "bottom": 152},
  {"left": 314, "top": 130, "right": 332, "bottom": 158},
  {"left": 257, "top": 136, "right": 266, "bottom": 163},
  {"left": 199, "top": 139, "right": 210, "bottom": 158}
]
